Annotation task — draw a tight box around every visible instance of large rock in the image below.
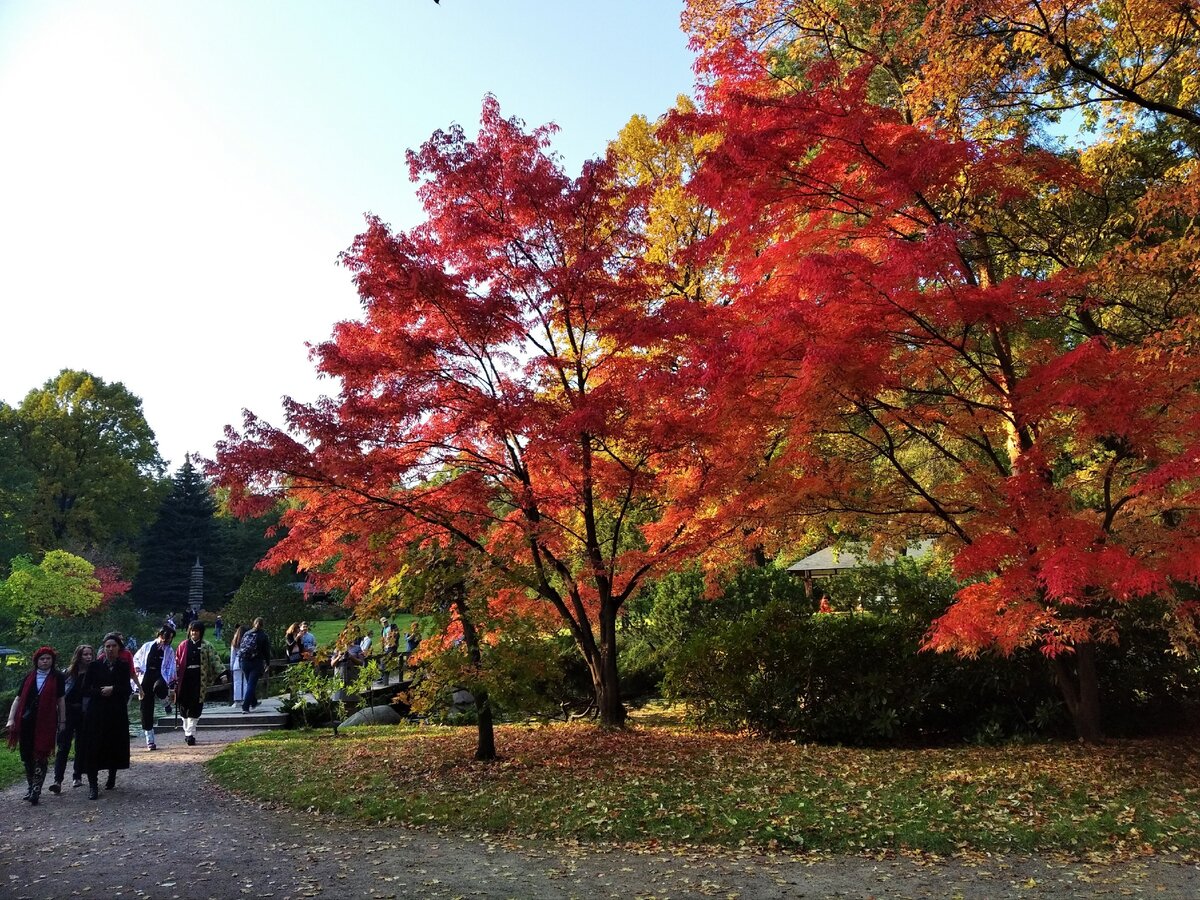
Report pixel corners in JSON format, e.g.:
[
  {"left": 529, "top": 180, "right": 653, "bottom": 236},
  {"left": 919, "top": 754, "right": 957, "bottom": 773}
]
[{"left": 342, "top": 704, "right": 403, "bottom": 727}]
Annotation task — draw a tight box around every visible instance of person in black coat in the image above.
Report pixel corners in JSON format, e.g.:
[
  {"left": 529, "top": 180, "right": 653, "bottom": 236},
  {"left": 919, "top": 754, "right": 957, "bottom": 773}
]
[{"left": 80, "top": 633, "right": 132, "bottom": 799}]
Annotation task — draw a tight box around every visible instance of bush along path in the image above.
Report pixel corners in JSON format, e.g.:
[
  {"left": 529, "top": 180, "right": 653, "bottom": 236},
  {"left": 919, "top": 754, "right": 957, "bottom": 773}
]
[{"left": 3, "top": 727, "right": 1199, "bottom": 899}]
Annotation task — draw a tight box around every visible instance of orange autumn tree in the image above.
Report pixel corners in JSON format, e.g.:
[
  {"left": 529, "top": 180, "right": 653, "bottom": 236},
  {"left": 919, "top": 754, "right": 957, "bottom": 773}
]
[
  {"left": 681, "top": 0, "right": 1200, "bottom": 740},
  {"left": 211, "top": 98, "right": 737, "bottom": 729}
]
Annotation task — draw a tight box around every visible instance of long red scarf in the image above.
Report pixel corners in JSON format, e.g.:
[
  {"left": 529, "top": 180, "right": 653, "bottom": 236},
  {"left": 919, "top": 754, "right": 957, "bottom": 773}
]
[{"left": 7, "top": 670, "right": 60, "bottom": 758}]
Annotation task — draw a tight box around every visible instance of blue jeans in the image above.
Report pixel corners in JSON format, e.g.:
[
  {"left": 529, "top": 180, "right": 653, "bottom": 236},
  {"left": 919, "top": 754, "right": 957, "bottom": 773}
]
[{"left": 242, "top": 665, "right": 263, "bottom": 711}]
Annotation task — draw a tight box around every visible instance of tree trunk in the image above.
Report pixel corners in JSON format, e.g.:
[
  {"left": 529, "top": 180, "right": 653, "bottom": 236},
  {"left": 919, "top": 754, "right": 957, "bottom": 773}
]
[
  {"left": 593, "top": 604, "right": 626, "bottom": 728},
  {"left": 473, "top": 687, "right": 496, "bottom": 762},
  {"left": 450, "top": 585, "right": 497, "bottom": 761},
  {"left": 750, "top": 542, "right": 767, "bottom": 567},
  {"left": 1052, "top": 642, "right": 1103, "bottom": 742}
]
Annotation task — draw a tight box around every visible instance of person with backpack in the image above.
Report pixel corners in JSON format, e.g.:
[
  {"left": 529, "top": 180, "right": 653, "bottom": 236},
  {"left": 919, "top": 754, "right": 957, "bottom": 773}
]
[{"left": 238, "top": 617, "right": 270, "bottom": 713}]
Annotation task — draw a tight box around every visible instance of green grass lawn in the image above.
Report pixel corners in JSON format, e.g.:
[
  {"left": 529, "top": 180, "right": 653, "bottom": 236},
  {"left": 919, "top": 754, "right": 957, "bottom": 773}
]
[
  {"left": 308, "top": 619, "right": 345, "bottom": 649},
  {"left": 307, "top": 615, "right": 415, "bottom": 650},
  {"left": 0, "top": 745, "right": 23, "bottom": 788},
  {"left": 207, "top": 724, "right": 1200, "bottom": 856}
]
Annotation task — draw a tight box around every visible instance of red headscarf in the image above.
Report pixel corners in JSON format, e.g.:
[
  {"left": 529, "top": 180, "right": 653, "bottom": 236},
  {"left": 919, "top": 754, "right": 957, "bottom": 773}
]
[{"left": 7, "top": 647, "right": 61, "bottom": 759}]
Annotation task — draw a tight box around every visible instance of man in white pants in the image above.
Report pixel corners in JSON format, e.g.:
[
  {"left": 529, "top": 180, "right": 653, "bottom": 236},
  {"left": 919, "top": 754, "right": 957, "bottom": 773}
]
[
  {"left": 133, "top": 626, "right": 176, "bottom": 751},
  {"left": 173, "top": 621, "right": 220, "bottom": 746}
]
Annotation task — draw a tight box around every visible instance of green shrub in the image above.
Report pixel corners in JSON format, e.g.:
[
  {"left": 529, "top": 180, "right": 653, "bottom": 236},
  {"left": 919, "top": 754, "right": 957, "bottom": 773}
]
[
  {"left": 410, "top": 620, "right": 592, "bottom": 722},
  {"left": 659, "top": 565, "right": 1200, "bottom": 744},
  {"left": 1097, "top": 598, "right": 1200, "bottom": 735},
  {"left": 26, "top": 599, "right": 154, "bottom": 659},
  {"left": 663, "top": 605, "right": 1063, "bottom": 744},
  {"left": 620, "top": 564, "right": 811, "bottom": 700}
]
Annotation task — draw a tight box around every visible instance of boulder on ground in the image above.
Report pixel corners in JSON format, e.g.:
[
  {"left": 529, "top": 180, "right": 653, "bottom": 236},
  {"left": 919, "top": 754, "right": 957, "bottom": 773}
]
[{"left": 342, "top": 704, "right": 403, "bottom": 727}]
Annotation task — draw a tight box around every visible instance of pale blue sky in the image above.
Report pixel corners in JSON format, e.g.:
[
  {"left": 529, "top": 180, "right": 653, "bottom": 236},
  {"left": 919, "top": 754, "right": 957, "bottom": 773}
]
[{"left": 0, "top": 1, "right": 696, "bottom": 469}]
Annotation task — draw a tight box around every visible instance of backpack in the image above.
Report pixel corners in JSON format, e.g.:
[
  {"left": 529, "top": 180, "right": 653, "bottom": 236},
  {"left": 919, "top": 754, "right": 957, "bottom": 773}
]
[{"left": 238, "top": 629, "right": 262, "bottom": 665}]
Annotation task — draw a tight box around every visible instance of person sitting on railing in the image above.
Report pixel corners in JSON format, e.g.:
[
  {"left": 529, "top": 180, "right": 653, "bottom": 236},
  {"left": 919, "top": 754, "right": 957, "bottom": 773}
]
[
  {"left": 298, "top": 622, "right": 317, "bottom": 661},
  {"left": 284, "top": 623, "right": 302, "bottom": 664}
]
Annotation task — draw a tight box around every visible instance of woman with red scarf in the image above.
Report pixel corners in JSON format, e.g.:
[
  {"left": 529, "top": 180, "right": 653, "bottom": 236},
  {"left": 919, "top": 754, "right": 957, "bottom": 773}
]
[{"left": 5, "top": 646, "right": 66, "bottom": 805}]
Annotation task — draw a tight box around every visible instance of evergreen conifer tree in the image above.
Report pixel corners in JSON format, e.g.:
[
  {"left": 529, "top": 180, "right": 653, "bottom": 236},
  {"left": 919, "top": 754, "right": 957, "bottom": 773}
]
[{"left": 131, "top": 456, "right": 215, "bottom": 611}]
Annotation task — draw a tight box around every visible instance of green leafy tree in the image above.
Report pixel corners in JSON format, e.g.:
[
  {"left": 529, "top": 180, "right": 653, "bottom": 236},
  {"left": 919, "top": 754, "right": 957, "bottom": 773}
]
[
  {"left": 12, "top": 370, "right": 165, "bottom": 564},
  {"left": 824, "top": 550, "right": 963, "bottom": 621},
  {"left": 623, "top": 563, "right": 810, "bottom": 691},
  {"left": 0, "top": 550, "right": 104, "bottom": 637},
  {"left": 220, "top": 569, "right": 308, "bottom": 659},
  {"left": 0, "top": 404, "right": 36, "bottom": 570}
]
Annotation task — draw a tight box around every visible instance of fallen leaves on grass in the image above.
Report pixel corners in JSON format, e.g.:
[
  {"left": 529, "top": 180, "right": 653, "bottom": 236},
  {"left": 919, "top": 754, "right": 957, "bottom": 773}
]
[{"left": 205, "top": 725, "right": 1200, "bottom": 856}]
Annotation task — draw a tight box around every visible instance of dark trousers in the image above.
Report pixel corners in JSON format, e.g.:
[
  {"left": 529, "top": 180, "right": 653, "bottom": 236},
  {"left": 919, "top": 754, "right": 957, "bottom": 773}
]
[
  {"left": 53, "top": 706, "right": 83, "bottom": 784},
  {"left": 139, "top": 674, "right": 160, "bottom": 730},
  {"left": 242, "top": 665, "right": 263, "bottom": 711},
  {"left": 19, "top": 724, "right": 49, "bottom": 793},
  {"left": 380, "top": 649, "right": 396, "bottom": 684}
]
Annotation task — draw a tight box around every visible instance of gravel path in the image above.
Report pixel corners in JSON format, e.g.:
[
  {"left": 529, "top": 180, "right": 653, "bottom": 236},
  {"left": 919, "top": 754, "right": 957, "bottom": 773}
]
[{"left": 4, "top": 728, "right": 1200, "bottom": 899}]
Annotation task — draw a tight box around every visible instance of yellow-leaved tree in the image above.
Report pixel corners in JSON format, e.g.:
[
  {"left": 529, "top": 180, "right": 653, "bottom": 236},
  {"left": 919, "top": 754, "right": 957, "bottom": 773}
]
[{"left": 0, "top": 550, "right": 105, "bottom": 638}]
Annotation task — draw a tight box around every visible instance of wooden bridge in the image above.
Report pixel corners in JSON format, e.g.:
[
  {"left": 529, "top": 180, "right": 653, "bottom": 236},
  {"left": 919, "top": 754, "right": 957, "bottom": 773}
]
[{"left": 154, "top": 663, "right": 409, "bottom": 733}]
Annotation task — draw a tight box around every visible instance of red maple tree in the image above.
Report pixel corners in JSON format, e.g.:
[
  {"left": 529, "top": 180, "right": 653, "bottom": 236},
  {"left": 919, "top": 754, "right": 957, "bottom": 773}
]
[
  {"left": 212, "top": 98, "right": 736, "bottom": 728},
  {"left": 676, "top": 18, "right": 1200, "bottom": 740},
  {"left": 93, "top": 565, "right": 131, "bottom": 607}
]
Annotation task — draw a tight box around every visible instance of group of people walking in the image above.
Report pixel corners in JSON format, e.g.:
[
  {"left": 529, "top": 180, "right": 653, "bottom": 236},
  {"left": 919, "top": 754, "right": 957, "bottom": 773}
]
[
  {"left": 6, "top": 634, "right": 134, "bottom": 803},
  {"left": 131, "top": 621, "right": 222, "bottom": 749},
  {"left": 6, "top": 615, "right": 274, "bottom": 805},
  {"left": 6, "top": 613, "right": 417, "bottom": 805}
]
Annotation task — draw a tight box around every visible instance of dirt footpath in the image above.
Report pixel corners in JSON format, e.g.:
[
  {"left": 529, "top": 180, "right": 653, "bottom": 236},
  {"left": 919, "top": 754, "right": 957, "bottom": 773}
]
[{"left": 4, "top": 728, "right": 1200, "bottom": 899}]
